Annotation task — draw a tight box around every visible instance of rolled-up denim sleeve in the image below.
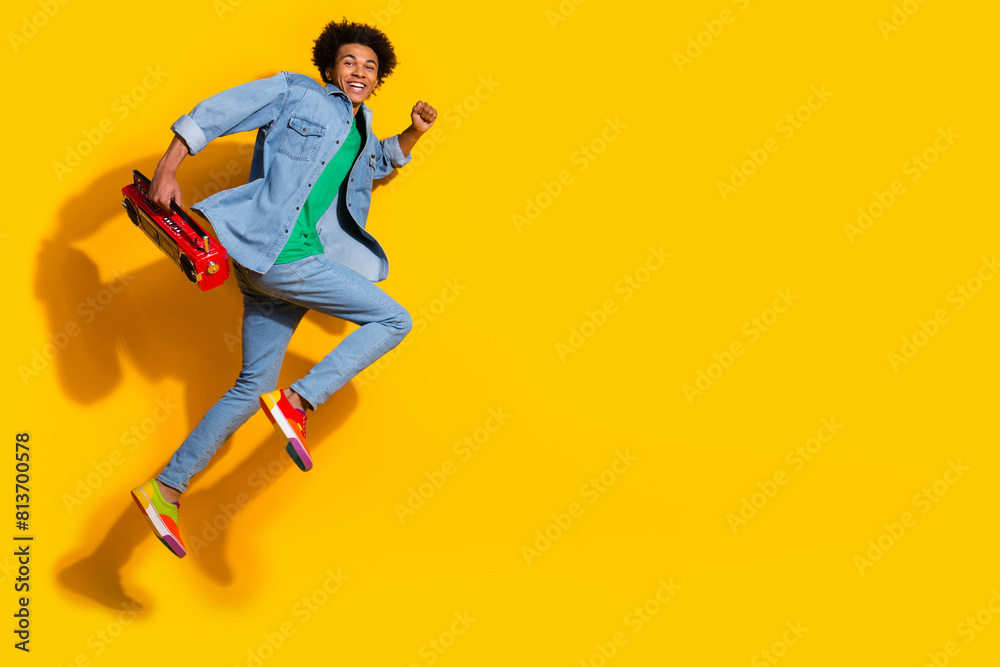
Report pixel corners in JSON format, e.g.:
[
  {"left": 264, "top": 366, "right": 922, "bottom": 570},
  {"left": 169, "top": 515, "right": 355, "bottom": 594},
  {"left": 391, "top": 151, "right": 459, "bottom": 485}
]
[
  {"left": 372, "top": 133, "right": 412, "bottom": 179},
  {"left": 170, "top": 72, "right": 289, "bottom": 155}
]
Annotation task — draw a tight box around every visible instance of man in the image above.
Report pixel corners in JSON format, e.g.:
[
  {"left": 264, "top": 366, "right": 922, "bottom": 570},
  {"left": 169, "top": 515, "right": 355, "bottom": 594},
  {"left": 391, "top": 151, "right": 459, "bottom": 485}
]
[{"left": 130, "top": 19, "right": 436, "bottom": 558}]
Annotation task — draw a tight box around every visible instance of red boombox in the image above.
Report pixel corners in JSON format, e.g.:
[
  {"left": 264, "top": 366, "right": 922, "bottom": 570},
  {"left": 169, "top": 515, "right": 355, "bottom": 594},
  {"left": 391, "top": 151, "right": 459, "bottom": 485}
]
[{"left": 121, "top": 170, "right": 230, "bottom": 291}]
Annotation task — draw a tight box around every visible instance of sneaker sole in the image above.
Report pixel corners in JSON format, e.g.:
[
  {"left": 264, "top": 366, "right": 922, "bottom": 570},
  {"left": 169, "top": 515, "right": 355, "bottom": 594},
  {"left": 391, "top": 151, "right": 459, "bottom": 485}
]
[
  {"left": 260, "top": 393, "right": 313, "bottom": 472},
  {"left": 131, "top": 485, "right": 186, "bottom": 558}
]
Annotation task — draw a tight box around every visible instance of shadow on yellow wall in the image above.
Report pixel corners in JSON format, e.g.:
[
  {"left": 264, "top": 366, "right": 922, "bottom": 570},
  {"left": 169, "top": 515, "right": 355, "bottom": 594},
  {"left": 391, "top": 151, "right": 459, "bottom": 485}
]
[{"left": 46, "top": 151, "right": 362, "bottom": 610}]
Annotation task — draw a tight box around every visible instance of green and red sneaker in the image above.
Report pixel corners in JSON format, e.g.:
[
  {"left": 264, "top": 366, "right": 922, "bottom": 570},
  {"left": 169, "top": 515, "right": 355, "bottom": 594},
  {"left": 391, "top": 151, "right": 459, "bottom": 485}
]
[
  {"left": 260, "top": 389, "right": 312, "bottom": 471},
  {"left": 130, "top": 479, "right": 186, "bottom": 558}
]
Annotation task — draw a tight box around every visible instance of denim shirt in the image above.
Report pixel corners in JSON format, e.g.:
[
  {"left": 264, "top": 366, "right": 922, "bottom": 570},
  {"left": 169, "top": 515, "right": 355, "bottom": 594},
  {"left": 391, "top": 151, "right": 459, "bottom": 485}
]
[{"left": 170, "top": 71, "right": 412, "bottom": 281}]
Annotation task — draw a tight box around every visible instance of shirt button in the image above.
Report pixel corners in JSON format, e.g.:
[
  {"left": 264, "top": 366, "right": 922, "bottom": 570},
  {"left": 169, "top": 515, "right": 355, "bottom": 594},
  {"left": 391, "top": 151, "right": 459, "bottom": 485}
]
[
  {"left": 321, "top": 161, "right": 326, "bottom": 165},
  {"left": 285, "top": 229, "right": 289, "bottom": 233},
  {"left": 308, "top": 183, "right": 312, "bottom": 187},
  {"left": 336, "top": 140, "right": 340, "bottom": 144}
]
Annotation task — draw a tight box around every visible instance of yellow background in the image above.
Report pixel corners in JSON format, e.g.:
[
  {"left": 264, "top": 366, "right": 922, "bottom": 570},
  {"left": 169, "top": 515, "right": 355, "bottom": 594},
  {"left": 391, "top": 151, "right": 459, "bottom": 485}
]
[{"left": 3, "top": 0, "right": 999, "bottom": 664}]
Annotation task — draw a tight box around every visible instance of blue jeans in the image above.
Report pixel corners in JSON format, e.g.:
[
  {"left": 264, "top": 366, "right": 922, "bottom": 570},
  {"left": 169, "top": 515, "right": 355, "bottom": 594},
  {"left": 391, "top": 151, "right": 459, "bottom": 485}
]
[{"left": 157, "top": 255, "right": 411, "bottom": 492}]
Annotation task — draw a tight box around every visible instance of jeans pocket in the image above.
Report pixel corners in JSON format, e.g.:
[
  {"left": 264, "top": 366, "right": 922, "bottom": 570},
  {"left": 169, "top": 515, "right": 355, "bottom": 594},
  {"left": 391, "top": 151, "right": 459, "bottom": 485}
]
[{"left": 280, "top": 259, "right": 313, "bottom": 298}]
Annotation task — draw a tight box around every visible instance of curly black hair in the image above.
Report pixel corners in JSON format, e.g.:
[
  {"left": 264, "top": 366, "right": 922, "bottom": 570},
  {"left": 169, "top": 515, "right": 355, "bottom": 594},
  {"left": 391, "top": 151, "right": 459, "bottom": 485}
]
[{"left": 312, "top": 19, "right": 398, "bottom": 91}]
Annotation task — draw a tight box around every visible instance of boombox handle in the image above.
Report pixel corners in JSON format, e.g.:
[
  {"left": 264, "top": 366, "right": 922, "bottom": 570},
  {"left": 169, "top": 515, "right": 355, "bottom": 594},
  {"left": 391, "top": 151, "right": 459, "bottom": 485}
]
[
  {"left": 170, "top": 201, "right": 211, "bottom": 254},
  {"left": 131, "top": 169, "right": 210, "bottom": 253}
]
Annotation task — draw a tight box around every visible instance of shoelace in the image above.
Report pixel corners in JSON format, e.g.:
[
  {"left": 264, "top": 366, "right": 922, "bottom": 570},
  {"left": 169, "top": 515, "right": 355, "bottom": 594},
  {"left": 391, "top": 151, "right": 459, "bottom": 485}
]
[{"left": 295, "top": 410, "right": 307, "bottom": 439}]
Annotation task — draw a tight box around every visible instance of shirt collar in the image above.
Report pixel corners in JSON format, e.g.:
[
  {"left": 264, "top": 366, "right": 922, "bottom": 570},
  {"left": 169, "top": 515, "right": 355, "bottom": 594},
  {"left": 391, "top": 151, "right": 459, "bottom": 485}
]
[
  {"left": 324, "top": 83, "right": 371, "bottom": 119},
  {"left": 324, "top": 82, "right": 347, "bottom": 97}
]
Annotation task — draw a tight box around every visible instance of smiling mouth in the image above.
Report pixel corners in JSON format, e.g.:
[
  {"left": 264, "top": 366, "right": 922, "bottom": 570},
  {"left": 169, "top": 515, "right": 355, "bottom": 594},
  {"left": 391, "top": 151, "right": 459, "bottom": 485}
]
[{"left": 347, "top": 81, "right": 366, "bottom": 92}]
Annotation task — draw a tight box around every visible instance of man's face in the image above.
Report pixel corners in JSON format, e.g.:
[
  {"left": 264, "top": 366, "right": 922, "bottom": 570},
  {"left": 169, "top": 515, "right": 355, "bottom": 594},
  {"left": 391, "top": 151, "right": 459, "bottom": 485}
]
[{"left": 325, "top": 43, "right": 379, "bottom": 109}]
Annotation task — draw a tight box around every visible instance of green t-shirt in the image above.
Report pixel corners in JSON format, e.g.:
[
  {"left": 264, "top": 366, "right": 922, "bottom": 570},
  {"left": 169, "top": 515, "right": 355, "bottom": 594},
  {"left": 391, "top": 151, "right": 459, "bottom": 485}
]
[{"left": 274, "top": 114, "right": 363, "bottom": 264}]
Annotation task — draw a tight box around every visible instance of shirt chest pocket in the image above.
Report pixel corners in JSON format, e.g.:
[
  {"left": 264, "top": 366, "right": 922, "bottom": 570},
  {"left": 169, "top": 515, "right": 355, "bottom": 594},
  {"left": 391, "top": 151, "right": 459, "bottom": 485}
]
[{"left": 279, "top": 114, "right": 326, "bottom": 161}]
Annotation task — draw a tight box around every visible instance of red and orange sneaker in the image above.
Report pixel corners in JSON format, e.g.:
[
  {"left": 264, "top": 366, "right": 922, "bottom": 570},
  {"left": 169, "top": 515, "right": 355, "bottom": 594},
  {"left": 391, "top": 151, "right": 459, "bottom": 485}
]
[
  {"left": 260, "top": 389, "right": 312, "bottom": 471},
  {"left": 130, "top": 479, "right": 186, "bottom": 558}
]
